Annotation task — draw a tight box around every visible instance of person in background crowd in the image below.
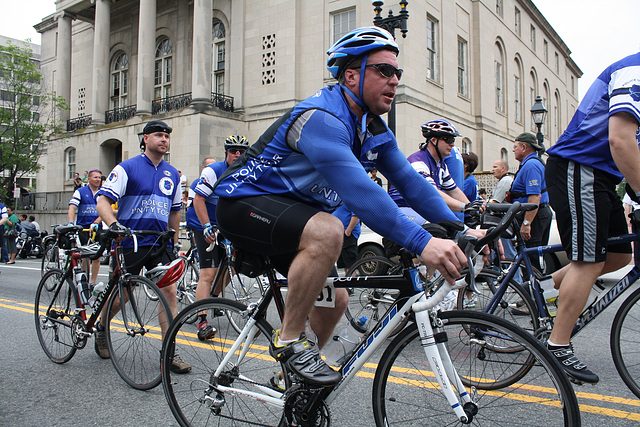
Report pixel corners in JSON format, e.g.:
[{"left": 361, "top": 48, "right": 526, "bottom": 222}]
[
  {"left": 2, "top": 207, "right": 19, "bottom": 264},
  {"left": 478, "top": 188, "right": 487, "bottom": 200},
  {"left": 370, "top": 168, "right": 383, "bottom": 186},
  {"left": 73, "top": 172, "right": 83, "bottom": 191},
  {"left": 179, "top": 170, "right": 188, "bottom": 194},
  {"left": 82, "top": 170, "right": 89, "bottom": 186},
  {"left": 68, "top": 169, "right": 103, "bottom": 284},
  {"left": 444, "top": 145, "right": 465, "bottom": 221},
  {"left": 0, "top": 201, "right": 9, "bottom": 262}
]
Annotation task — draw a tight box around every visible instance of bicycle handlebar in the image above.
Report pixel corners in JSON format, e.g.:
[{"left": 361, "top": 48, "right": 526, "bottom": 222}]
[
  {"left": 474, "top": 202, "right": 538, "bottom": 248},
  {"left": 89, "top": 228, "right": 176, "bottom": 261}
]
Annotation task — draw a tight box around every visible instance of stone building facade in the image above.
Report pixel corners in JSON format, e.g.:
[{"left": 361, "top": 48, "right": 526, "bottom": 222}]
[{"left": 34, "top": 0, "right": 581, "bottom": 192}]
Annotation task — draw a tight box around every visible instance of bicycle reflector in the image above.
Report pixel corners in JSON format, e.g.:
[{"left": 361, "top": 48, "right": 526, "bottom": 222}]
[{"left": 147, "top": 257, "right": 186, "bottom": 288}]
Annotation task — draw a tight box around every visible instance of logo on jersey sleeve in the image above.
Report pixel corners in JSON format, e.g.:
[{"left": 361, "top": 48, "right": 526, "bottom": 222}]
[
  {"left": 630, "top": 84, "right": 640, "bottom": 102},
  {"left": 108, "top": 172, "right": 118, "bottom": 182},
  {"left": 159, "top": 177, "right": 175, "bottom": 196},
  {"left": 163, "top": 170, "right": 172, "bottom": 176}
]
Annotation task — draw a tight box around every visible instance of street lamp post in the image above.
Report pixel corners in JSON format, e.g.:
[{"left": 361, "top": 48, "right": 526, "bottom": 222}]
[
  {"left": 530, "top": 95, "right": 548, "bottom": 151},
  {"left": 372, "top": 0, "right": 409, "bottom": 135}
]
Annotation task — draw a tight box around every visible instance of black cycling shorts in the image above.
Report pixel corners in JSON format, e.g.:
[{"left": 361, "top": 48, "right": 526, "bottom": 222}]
[
  {"left": 546, "top": 156, "right": 630, "bottom": 262},
  {"left": 192, "top": 227, "right": 224, "bottom": 269},
  {"left": 121, "top": 245, "right": 176, "bottom": 276},
  {"left": 216, "top": 195, "right": 319, "bottom": 275}
]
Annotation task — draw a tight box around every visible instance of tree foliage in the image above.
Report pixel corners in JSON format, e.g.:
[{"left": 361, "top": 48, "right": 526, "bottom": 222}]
[{"left": 0, "top": 40, "right": 68, "bottom": 204}]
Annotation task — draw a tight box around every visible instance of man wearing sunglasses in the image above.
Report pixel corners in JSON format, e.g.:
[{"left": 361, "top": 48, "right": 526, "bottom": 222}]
[
  {"left": 389, "top": 119, "right": 483, "bottom": 225},
  {"left": 189, "top": 135, "right": 249, "bottom": 340},
  {"left": 213, "top": 27, "right": 476, "bottom": 387}
]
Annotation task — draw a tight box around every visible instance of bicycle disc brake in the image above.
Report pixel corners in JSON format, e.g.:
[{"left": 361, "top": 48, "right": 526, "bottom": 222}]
[
  {"left": 71, "top": 316, "right": 88, "bottom": 349},
  {"left": 281, "top": 386, "right": 330, "bottom": 427}
]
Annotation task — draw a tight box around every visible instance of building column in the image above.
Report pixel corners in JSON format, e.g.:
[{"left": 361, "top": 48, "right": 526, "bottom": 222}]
[
  {"left": 191, "top": 0, "right": 213, "bottom": 110},
  {"left": 136, "top": 0, "right": 156, "bottom": 115},
  {"left": 91, "top": 0, "right": 111, "bottom": 124},
  {"left": 56, "top": 13, "right": 72, "bottom": 123}
]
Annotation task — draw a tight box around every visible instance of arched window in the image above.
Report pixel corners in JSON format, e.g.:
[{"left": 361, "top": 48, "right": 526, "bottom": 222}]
[
  {"left": 212, "top": 19, "right": 226, "bottom": 95},
  {"left": 462, "top": 138, "right": 472, "bottom": 154},
  {"left": 154, "top": 38, "right": 173, "bottom": 100},
  {"left": 529, "top": 70, "right": 538, "bottom": 132},
  {"left": 554, "top": 90, "right": 561, "bottom": 143},
  {"left": 513, "top": 58, "right": 523, "bottom": 123},
  {"left": 495, "top": 43, "right": 505, "bottom": 113},
  {"left": 111, "top": 52, "right": 128, "bottom": 109},
  {"left": 543, "top": 81, "right": 550, "bottom": 139},
  {"left": 66, "top": 148, "right": 76, "bottom": 180},
  {"left": 500, "top": 148, "right": 508, "bottom": 161}
]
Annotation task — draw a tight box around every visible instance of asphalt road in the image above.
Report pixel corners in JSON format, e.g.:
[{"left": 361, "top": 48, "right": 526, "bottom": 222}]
[{"left": 1, "top": 258, "right": 639, "bottom": 426}]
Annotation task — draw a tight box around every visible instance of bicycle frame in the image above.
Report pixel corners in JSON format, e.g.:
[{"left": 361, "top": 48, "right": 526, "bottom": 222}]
[
  {"left": 210, "top": 266, "right": 475, "bottom": 423},
  {"left": 484, "top": 228, "right": 640, "bottom": 338}
]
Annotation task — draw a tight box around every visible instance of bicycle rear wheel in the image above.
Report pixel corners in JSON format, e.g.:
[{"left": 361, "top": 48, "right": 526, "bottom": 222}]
[
  {"left": 106, "top": 275, "right": 171, "bottom": 390},
  {"left": 372, "top": 310, "right": 580, "bottom": 426},
  {"left": 177, "top": 256, "right": 199, "bottom": 324},
  {"left": 345, "top": 257, "right": 404, "bottom": 334},
  {"left": 41, "top": 242, "right": 61, "bottom": 276},
  {"left": 162, "top": 298, "right": 282, "bottom": 427},
  {"left": 34, "top": 268, "right": 79, "bottom": 363},
  {"left": 611, "top": 286, "right": 640, "bottom": 399}
]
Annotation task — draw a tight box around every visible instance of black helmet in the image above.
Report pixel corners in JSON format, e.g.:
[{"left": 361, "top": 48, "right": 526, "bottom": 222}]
[{"left": 224, "top": 135, "right": 249, "bottom": 150}]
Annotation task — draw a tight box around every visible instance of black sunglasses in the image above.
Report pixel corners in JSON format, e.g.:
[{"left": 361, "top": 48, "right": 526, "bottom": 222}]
[
  {"left": 440, "top": 136, "right": 456, "bottom": 145},
  {"left": 227, "top": 148, "right": 246, "bottom": 155},
  {"left": 365, "top": 63, "right": 403, "bottom": 80}
]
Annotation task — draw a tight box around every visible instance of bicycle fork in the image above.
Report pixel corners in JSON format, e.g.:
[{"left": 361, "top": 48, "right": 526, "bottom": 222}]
[{"left": 414, "top": 307, "right": 477, "bottom": 424}]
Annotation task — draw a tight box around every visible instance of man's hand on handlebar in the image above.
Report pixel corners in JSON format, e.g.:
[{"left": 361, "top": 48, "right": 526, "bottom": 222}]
[
  {"left": 109, "top": 221, "right": 129, "bottom": 242},
  {"left": 464, "top": 228, "right": 503, "bottom": 263},
  {"left": 420, "top": 237, "right": 467, "bottom": 285}
]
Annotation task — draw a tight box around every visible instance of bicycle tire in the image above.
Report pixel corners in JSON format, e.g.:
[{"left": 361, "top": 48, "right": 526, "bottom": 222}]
[
  {"left": 372, "top": 310, "right": 581, "bottom": 426},
  {"left": 611, "top": 285, "right": 640, "bottom": 399},
  {"left": 456, "top": 266, "right": 539, "bottom": 337},
  {"left": 41, "top": 242, "right": 61, "bottom": 277},
  {"left": 106, "top": 275, "right": 172, "bottom": 390},
  {"left": 177, "top": 256, "right": 199, "bottom": 324},
  {"left": 34, "top": 268, "right": 79, "bottom": 363},
  {"left": 162, "top": 298, "right": 282, "bottom": 427}
]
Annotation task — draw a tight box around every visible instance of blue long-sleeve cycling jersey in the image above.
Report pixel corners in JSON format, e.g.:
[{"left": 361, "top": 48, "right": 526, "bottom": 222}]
[{"left": 214, "top": 84, "right": 460, "bottom": 255}]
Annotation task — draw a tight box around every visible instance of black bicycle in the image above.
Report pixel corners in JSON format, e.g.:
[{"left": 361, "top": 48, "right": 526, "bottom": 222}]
[{"left": 34, "top": 225, "right": 174, "bottom": 390}]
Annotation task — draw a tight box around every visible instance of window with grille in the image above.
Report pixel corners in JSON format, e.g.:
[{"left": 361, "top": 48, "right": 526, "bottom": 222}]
[
  {"left": 212, "top": 19, "right": 226, "bottom": 95},
  {"left": 457, "top": 37, "right": 467, "bottom": 96},
  {"left": 111, "top": 52, "right": 128, "bottom": 109},
  {"left": 332, "top": 9, "right": 355, "bottom": 43},
  {"left": 154, "top": 39, "right": 172, "bottom": 100}
]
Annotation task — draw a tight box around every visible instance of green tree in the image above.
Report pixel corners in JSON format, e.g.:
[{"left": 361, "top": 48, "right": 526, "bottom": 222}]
[{"left": 0, "top": 40, "right": 68, "bottom": 205}]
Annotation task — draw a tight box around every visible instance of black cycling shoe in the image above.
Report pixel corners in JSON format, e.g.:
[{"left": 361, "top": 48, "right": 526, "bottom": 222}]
[
  {"left": 548, "top": 343, "right": 599, "bottom": 384},
  {"left": 197, "top": 321, "right": 217, "bottom": 341},
  {"left": 269, "top": 330, "right": 341, "bottom": 387}
]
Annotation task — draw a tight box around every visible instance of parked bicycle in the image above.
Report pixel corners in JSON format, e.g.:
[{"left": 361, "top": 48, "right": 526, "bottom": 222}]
[
  {"left": 34, "top": 224, "right": 174, "bottom": 390},
  {"left": 160, "top": 211, "right": 580, "bottom": 426},
  {"left": 468, "top": 203, "right": 640, "bottom": 395}
]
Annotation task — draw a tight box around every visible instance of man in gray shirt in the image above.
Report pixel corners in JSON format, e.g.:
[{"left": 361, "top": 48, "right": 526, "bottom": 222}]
[{"left": 490, "top": 159, "right": 513, "bottom": 203}]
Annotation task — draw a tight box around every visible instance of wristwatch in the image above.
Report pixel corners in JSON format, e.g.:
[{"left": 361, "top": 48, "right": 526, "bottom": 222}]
[{"left": 522, "top": 220, "right": 531, "bottom": 226}]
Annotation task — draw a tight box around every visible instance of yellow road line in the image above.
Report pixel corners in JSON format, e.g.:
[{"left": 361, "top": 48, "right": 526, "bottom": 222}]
[{"left": 6, "top": 297, "right": 640, "bottom": 418}]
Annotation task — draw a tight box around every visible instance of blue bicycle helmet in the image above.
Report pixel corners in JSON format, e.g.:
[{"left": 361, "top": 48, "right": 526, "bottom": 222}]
[{"left": 327, "top": 26, "right": 399, "bottom": 79}]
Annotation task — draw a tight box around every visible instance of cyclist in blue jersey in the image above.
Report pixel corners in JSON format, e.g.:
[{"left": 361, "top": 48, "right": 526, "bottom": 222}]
[
  {"left": 388, "top": 119, "right": 483, "bottom": 225},
  {"left": 213, "top": 27, "right": 481, "bottom": 386},
  {"left": 68, "top": 169, "right": 103, "bottom": 284},
  {"left": 189, "top": 135, "right": 249, "bottom": 340},
  {"left": 96, "top": 120, "right": 190, "bottom": 374},
  {"left": 544, "top": 52, "right": 640, "bottom": 384}
]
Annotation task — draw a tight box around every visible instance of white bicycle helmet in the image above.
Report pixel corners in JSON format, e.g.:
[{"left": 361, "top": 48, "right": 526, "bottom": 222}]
[{"left": 145, "top": 257, "right": 186, "bottom": 288}]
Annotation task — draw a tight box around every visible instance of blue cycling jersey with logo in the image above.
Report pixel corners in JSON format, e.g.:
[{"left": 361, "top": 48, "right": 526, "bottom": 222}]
[
  {"left": 69, "top": 185, "right": 99, "bottom": 227},
  {"left": 547, "top": 52, "right": 640, "bottom": 180},
  {"left": 213, "top": 84, "right": 460, "bottom": 255},
  {"left": 186, "top": 161, "right": 228, "bottom": 230},
  {"left": 98, "top": 154, "right": 182, "bottom": 248}
]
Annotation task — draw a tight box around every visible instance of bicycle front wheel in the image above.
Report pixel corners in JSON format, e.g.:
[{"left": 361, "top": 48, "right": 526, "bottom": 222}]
[
  {"left": 34, "top": 268, "right": 79, "bottom": 363},
  {"left": 106, "top": 275, "right": 171, "bottom": 390},
  {"left": 162, "top": 298, "right": 282, "bottom": 427},
  {"left": 611, "top": 286, "right": 640, "bottom": 399},
  {"left": 456, "top": 266, "right": 539, "bottom": 336},
  {"left": 372, "top": 310, "right": 580, "bottom": 426}
]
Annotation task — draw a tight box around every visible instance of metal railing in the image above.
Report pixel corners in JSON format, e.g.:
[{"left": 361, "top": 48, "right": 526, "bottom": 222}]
[
  {"left": 105, "top": 104, "right": 137, "bottom": 124},
  {"left": 67, "top": 115, "right": 92, "bottom": 132},
  {"left": 211, "top": 92, "right": 234, "bottom": 112},
  {"left": 152, "top": 93, "right": 192, "bottom": 115}
]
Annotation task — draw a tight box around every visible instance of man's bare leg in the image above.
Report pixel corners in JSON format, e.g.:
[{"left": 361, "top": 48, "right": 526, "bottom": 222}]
[{"left": 279, "top": 212, "right": 343, "bottom": 342}]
